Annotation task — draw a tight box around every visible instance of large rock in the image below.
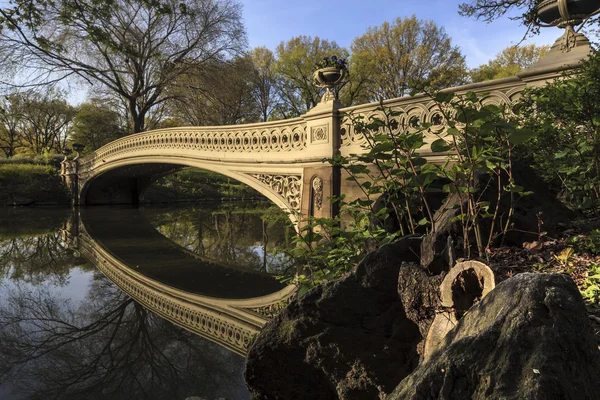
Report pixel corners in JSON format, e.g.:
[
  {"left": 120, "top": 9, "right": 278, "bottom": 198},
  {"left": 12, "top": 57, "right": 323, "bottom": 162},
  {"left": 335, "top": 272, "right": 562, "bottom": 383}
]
[
  {"left": 388, "top": 273, "right": 600, "bottom": 400},
  {"left": 244, "top": 237, "right": 423, "bottom": 399}
]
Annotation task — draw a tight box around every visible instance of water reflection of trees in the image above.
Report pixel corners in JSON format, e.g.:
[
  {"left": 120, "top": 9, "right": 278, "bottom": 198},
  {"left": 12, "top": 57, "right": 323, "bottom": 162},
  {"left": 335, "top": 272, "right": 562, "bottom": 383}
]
[
  {"left": 148, "top": 204, "right": 294, "bottom": 274},
  {"left": 0, "top": 208, "right": 77, "bottom": 285},
  {"left": 0, "top": 273, "right": 249, "bottom": 399},
  {"left": 0, "top": 232, "right": 80, "bottom": 285}
]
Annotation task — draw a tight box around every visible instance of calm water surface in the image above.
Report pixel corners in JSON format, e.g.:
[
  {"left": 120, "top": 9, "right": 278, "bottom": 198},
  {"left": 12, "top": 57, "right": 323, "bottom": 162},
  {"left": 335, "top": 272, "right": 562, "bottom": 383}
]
[{"left": 0, "top": 203, "right": 294, "bottom": 400}]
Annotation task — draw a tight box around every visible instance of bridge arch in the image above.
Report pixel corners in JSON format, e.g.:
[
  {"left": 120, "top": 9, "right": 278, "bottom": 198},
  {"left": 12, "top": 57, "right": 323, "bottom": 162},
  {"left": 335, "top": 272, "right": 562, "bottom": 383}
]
[{"left": 79, "top": 155, "right": 304, "bottom": 226}]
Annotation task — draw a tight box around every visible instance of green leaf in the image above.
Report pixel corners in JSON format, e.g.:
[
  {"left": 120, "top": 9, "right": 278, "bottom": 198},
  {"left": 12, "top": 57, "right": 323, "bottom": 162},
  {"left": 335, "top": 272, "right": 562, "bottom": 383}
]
[
  {"left": 465, "top": 91, "right": 478, "bottom": 103},
  {"left": 346, "top": 164, "right": 369, "bottom": 175},
  {"left": 554, "top": 149, "right": 570, "bottom": 159},
  {"left": 435, "top": 92, "right": 455, "bottom": 103},
  {"left": 507, "top": 185, "right": 524, "bottom": 193},
  {"left": 446, "top": 127, "right": 460, "bottom": 136},
  {"left": 417, "top": 218, "right": 429, "bottom": 226},
  {"left": 431, "top": 138, "right": 451, "bottom": 153},
  {"left": 412, "top": 157, "right": 427, "bottom": 167},
  {"left": 509, "top": 129, "right": 536, "bottom": 145}
]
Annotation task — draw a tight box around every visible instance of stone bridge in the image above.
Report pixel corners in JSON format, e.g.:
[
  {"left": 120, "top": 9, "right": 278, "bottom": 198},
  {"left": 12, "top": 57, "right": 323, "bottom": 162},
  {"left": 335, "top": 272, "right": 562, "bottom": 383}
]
[{"left": 61, "top": 34, "right": 589, "bottom": 226}]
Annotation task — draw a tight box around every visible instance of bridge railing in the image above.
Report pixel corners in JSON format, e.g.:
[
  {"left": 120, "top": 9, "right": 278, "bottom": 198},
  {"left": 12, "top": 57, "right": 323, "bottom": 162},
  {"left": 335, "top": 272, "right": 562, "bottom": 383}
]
[
  {"left": 338, "top": 76, "right": 526, "bottom": 160},
  {"left": 78, "top": 117, "right": 309, "bottom": 173}
]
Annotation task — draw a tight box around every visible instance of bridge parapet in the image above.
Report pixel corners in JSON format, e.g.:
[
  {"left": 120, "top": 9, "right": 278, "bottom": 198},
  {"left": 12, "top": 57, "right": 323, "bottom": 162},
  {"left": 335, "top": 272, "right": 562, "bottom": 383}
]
[
  {"left": 338, "top": 76, "right": 526, "bottom": 160},
  {"left": 79, "top": 117, "right": 310, "bottom": 174}
]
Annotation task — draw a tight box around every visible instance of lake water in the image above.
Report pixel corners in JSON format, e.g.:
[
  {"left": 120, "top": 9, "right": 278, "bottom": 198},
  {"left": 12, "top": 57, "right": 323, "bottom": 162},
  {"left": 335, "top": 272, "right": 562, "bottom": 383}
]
[{"left": 0, "top": 203, "right": 294, "bottom": 400}]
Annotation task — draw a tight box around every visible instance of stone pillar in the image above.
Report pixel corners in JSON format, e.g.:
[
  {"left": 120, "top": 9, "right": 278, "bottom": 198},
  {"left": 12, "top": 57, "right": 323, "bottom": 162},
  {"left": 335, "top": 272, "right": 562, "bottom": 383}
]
[
  {"left": 299, "top": 99, "right": 343, "bottom": 223},
  {"left": 60, "top": 158, "right": 80, "bottom": 206}
]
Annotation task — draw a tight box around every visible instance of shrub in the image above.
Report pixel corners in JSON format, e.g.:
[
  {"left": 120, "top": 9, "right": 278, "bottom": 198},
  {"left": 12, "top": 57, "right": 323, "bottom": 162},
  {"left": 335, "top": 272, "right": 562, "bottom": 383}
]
[
  {"left": 0, "top": 164, "right": 70, "bottom": 205},
  {"left": 567, "top": 229, "right": 600, "bottom": 256},
  {"left": 517, "top": 50, "right": 600, "bottom": 216},
  {"left": 582, "top": 264, "right": 600, "bottom": 304}
]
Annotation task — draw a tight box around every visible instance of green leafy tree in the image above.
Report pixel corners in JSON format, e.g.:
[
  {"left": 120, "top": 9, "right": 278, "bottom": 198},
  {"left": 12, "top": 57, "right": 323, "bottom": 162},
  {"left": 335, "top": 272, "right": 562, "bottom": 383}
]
[
  {"left": 0, "top": 0, "right": 246, "bottom": 133},
  {"left": 518, "top": 50, "right": 600, "bottom": 215},
  {"left": 470, "top": 44, "right": 550, "bottom": 82},
  {"left": 0, "top": 93, "right": 26, "bottom": 158},
  {"left": 350, "top": 16, "right": 467, "bottom": 101},
  {"left": 69, "top": 99, "right": 127, "bottom": 153},
  {"left": 273, "top": 36, "right": 349, "bottom": 117},
  {"left": 16, "top": 91, "right": 76, "bottom": 156}
]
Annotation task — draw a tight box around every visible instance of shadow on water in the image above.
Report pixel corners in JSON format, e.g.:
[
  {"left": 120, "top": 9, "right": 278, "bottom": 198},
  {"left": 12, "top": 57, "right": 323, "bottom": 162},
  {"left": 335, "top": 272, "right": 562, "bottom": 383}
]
[{"left": 0, "top": 203, "right": 293, "bottom": 400}]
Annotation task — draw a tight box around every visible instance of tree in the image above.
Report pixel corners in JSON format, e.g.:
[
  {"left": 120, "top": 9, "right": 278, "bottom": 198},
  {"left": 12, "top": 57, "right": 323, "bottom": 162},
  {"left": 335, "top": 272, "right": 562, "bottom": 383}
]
[
  {"left": 250, "top": 46, "right": 278, "bottom": 122},
  {"left": 470, "top": 44, "right": 550, "bottom": 82},
  {"left": 0, "top": 0, "right": 246, "bottom": 133},
  {"left": 459, "top": 0, "right": 537, "bottom": 24},
  {"left": 0, "top": 93, "right": 26, "bottom": 157},
  {"left": 15, "top": 91, "right": 75, "bottom": 156},
  {"left": 167, "top": 56, "right": 259, "bottom": 126},
  {"left": 274, "top": 36, "right": 349, "bottom": 117},
  {"left": 350, "top": 16, "right": 467, "bottom": 101},
  {"left": 70, "top": 99, "right": 127, "bottom": 153}
]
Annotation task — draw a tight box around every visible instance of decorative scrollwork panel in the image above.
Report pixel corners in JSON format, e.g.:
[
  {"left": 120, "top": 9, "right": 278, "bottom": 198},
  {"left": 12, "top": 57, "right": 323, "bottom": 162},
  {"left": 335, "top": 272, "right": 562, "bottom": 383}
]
[{"left": 249, "top": 174, "right": 302, "bottom": 212}]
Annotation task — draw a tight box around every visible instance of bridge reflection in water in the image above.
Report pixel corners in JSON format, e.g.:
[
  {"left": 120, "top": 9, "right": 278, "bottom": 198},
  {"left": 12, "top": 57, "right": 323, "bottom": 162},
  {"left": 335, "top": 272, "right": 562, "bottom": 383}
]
[{"left": 61, "top": 207, "right": 296, "bottom": 356}]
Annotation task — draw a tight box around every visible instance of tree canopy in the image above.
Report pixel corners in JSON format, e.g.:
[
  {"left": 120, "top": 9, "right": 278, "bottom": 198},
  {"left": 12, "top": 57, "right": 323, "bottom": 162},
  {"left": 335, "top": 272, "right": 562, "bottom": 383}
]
[
  {"left": 469, "top": 44, "right": 550, "bottom": 82},
  {"left": 250, "top": 46, "right": 278, "bottom": 122},
  {"left": 69, "top": 99, "right": 127, "bottom": 153},
  {"left": 0, "top": 90, "right": 75, "bottom": 157},
  {"left": 273, "top": 36, "right": 349, "bottom": 117},
  {"left": 166, "top": 56, "right": 260, "bottom": 126},
  {"left": 350, "top": 16, "right": 467, "bottom": 101},
  {"left": 0, "top": 0, "right": 246, "bottom": 133}
]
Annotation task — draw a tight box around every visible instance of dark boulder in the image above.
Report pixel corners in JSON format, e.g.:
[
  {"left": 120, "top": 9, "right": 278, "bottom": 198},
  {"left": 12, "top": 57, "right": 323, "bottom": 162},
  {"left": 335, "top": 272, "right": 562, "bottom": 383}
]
[
  {"left": 244, "top": 236, "right": 423, "bottom": 399},
  {"left": 388, "top": 273, "right": 600, "bottom": 400}
]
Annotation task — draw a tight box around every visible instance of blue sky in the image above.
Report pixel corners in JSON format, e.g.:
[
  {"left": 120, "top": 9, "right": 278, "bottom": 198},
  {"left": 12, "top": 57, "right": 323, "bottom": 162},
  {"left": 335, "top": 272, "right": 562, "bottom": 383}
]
[{"left": 240, "top": 0, "right": 564, "bottom": 67}]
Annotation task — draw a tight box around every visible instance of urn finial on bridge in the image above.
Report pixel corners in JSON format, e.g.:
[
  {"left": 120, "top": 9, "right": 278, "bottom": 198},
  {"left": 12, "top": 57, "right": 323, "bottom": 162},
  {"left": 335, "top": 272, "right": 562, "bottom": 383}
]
[
  {"left": 533, "top": 0, "right": 600, "bottom": 53},
  {"left": 519, "top": 0, "right": 599, "bottom": 80},
  {"left": 313, "top": 55, "right": 347, "bottom": 104}
]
